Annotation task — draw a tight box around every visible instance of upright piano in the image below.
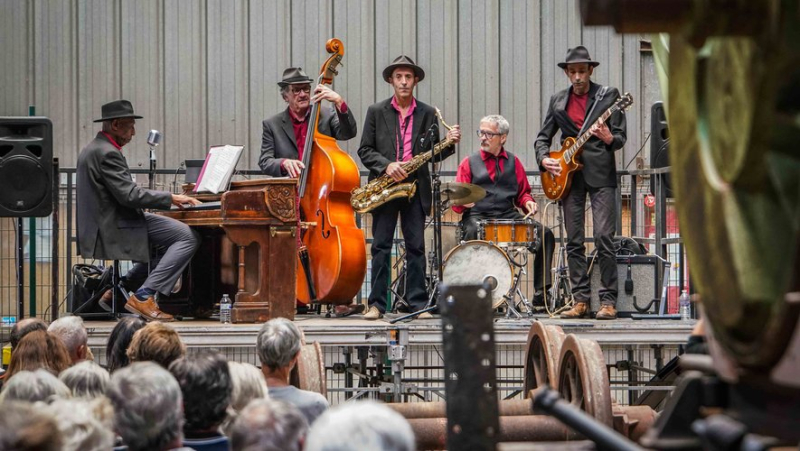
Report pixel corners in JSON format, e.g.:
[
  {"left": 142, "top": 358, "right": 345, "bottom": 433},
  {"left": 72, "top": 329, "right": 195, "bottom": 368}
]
[{"left": 159, "top": 179, "right": 298, "bottom": 322}]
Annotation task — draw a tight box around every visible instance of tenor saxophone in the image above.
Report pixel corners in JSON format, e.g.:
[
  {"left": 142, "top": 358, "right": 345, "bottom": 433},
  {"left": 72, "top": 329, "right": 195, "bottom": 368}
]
[{"left": 351, "top": 108, "right": 456, "bottom": 214}]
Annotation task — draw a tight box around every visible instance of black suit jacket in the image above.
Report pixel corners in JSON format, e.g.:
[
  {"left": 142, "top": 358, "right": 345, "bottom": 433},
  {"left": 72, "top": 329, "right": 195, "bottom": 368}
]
[
  {"left": 534, "top": 82, "right": 627, "bottom": 188},
  {"left": 258, "top": 106, "right": 358, "bottom": 176},
  {"left": 76, "top": 132, "right": 173, "bottom": 262},
  {"left": 357, "top": 98, "right": 453, "bottom": 214}
]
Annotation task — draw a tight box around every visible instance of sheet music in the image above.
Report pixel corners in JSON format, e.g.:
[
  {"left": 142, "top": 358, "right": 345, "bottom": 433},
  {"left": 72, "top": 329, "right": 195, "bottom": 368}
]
[{"left": 195, "top": 145, "right": 244, "bottom": 194}]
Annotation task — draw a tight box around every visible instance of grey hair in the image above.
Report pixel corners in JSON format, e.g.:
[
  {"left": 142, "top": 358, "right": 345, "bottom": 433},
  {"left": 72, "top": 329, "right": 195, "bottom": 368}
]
[
  {"left": 228, "top": 361, "right": 269, "bottom": 411},
  {"left": 0, "top": 369, "right": 72, "bottom": 404},
  {"left": 45, "top": 397, "right": 115, "bottom": 451},
  {"left": 59, "top": 361, "right": 110, "bottom": 399},
  {"left": 48, "top": 315, "right": 88, "bottom": 359},
  {"left": 256, "top": 318, "right": 302, "bottom": 372},
  {"left": 0, "top": 401, "right": 63, "bottom": 451},
  {"left": 480, "top": 114, "right": 510, "bottom": 135},
  {"left": 280, "top": 85, "right": 291, "bottom": 101},
  {"left": 305, "top": 400, "right": 415, "bottom": 451},
  {"left": 229, "top": 398, "right": 308, "bottom": 451},
  {"left": 106, "top": 361, "right": 184, "bottom": 451}
]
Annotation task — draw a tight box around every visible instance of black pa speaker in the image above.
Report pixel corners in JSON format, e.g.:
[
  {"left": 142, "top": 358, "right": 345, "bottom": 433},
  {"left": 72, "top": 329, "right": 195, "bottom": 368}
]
[
  {"left": 649, "top": 102, "right": 672, "bottom": 198},
  {"left": 589, "top": 255, "right": 660, "bottom": 317},
  {"left": 0, "top": 117, "right": 54, "bottom": 217}
]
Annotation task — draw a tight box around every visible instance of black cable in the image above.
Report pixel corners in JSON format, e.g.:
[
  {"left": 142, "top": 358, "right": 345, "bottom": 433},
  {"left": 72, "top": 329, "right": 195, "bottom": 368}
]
[{"left": 623, "top": 132, "right": 651, "bottom": 170}]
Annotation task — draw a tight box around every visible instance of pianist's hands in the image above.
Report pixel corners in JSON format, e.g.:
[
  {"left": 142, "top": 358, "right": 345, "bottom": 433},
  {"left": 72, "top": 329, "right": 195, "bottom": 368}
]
[{"left": 171, "top": 194, "right": 202, "bottom": 209}]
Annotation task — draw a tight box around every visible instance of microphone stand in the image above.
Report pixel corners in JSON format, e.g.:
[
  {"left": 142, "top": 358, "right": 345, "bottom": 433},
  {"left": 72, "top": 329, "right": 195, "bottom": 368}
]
[{"left": 149, "top": 144, "right": 157, "bottom": 190}]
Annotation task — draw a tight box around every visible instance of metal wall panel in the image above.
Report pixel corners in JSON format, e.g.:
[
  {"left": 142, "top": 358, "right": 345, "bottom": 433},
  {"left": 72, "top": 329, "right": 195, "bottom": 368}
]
[{"left": 0, "top": 0, "right": 659, "bottom": 176}]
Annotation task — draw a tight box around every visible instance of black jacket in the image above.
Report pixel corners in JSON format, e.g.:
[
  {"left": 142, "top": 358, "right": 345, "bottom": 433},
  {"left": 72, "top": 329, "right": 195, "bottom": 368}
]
[{"left": 534, "top": 82, "right": 627, "bottom": 188}]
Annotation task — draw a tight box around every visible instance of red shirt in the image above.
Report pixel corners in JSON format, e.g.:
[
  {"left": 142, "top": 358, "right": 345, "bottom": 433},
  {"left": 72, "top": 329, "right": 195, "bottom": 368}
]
[
  {"left": 452, "top": 148, "right": 534, "bottom": 214},
  {"left": 390, "top": 96, "right": 416, "bottom": 162},
  {"left": 566, "top": 90, "right": 589, "bottom": 130},
  {"left": 101, "top": 131, "right": 122, "bottom": 150},
  {"left": 288, "top": 102, "right": 349, "bottom": 161}
]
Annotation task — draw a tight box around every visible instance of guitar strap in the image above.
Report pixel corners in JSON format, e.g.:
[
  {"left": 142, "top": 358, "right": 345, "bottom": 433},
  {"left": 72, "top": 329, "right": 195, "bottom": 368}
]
[{"left": 578, "top": 85, "right": 609, "bottom": 137}]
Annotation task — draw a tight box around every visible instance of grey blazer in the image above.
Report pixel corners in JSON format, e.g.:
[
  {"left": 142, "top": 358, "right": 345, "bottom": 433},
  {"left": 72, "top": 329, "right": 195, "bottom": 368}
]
[
  {"left": 76, "top": 132, "right": 172, "bottom": 262},
  {"left": 534, "top": 82, "right": 627, "bottom": 188},
  {"left": 258, "top": 106, "right": 358, "bottom": 177}
]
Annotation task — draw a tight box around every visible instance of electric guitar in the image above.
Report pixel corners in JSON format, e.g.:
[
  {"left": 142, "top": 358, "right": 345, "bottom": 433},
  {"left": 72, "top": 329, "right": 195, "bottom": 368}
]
[{"left": 541, "top": 92, "right": 633, "bottom": 200}]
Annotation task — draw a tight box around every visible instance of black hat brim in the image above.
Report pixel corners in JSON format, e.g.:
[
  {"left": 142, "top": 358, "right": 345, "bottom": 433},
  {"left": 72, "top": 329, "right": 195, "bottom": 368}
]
[
  {"left": 93, "top": 113, "right": 144, "bottom": 123},
  {"left": 558, "top": 60, "right": 600, "bottom": 69},
  {"left": 277, "top": 77, "right": 315, "bottom": 88}
]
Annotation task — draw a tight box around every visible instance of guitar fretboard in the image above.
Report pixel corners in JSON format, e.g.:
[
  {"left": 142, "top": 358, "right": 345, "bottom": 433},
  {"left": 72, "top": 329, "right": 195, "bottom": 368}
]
[{"left": 563, "top": 104, "right": 622, "bottom": 163}]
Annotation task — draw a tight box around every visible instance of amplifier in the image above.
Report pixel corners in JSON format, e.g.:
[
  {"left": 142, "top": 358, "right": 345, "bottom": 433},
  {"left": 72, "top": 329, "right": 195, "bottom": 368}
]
[{"left": 588, "top": 255, "right": 661, "bottom": 317}]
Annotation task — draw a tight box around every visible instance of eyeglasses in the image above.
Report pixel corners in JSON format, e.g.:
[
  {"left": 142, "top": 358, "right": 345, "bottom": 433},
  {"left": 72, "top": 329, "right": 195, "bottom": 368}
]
[
  {"left": 476, "top": 130, "right": 502, "bottom": 138},
  {"left": 290, "top": 85, "right": 311, "bottom": 95}
]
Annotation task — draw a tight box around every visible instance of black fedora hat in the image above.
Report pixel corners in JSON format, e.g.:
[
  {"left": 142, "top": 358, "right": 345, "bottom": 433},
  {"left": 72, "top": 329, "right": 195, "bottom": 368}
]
[
  {"left": 93, "top": 100, "right": 143, "bottom": 123},
  {"left": 278, "top": 67, "right": 314, "bottom": 87},
  {"left": 382, "top": 55, "right": 425, "bottom": 83},
  {"left": 557, "top": 46, "right": 600, "bottom": 69}
]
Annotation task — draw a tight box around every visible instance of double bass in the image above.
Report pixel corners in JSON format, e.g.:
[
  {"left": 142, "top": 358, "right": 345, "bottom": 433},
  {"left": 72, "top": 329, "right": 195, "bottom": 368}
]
[{"left": 296, "top": 39, "right": 367, "bottom": 305}]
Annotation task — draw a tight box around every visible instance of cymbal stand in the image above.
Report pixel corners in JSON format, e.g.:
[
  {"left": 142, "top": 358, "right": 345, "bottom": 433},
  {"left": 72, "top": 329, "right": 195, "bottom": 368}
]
[
  {"left": 546, "top": 200, "right": 574, "bottom": 315},
  {"left": 500, "top": 246, "right": 534, "bottom": 318},
  {"left": 389, "top": 242, "right": 411, "bottom": 313}
]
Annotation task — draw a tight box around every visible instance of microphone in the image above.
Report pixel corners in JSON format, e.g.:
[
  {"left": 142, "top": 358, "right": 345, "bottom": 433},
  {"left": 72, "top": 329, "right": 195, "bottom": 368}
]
[
  {"left": 147, "top": 130, "right": 162, "bottom": 147},
  {"left": 420, "top": 123, "right": 438, "bottom": 151}
]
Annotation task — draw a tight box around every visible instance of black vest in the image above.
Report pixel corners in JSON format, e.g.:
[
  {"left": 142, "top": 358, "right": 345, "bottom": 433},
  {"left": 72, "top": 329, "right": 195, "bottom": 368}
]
[{"left": 467, "top": 150, "right": 519, "bottom": 217}]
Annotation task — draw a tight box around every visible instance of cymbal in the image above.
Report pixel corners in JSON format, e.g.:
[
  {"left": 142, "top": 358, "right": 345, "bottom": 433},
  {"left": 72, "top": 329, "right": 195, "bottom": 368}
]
[{"left": 441, "top": 182, "right": 486, "bottom": 206}]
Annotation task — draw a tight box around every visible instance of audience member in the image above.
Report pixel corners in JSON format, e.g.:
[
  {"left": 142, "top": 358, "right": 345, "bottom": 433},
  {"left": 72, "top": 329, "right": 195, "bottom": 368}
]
[
  {"left": 59, "top": 360, "right": 110, "bottom": 398},
  {"left": 5, "top": 330, "right": 72, "bottom": 381},
  {"left": 0, "top": 401, "right": 62, "bottom": 451},
  {"left": 305, "top": 400, "right": 415, "bottom": 451},
  {"left": 9, "top": 317, "right": 48, "bottom": 350},
  {"left": 0, "top": 369, "right": 72, "bottom": 404},
  {"left": 105, "top": 316, "right": 146, "bottom": 373},
  {"left": 168, "top": 350, "right": 232, "bottom": 450},
  {"left": 256, "top": 318, "right": 328, "bottom": 424},
  {"left": 48, "top": 315, "right": 89, "bottom": 364},
  {"left": 222, "top": 361, "right": 269, "bottom": 435},
  {"left": 127, "top": 322, "right": 185, "bottom": 369},
  {"left": 46, "top": 397, "right": 115, "bottom": 451},
  {"left": 229, "top": 398, "right": 308, "bottom": 451},
  {"left": 106, "top": 361, "right": 184, "bottom": 451}
]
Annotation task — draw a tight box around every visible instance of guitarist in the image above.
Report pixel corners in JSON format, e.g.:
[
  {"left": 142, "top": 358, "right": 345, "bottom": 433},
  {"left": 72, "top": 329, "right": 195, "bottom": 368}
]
[{"left": 534, "top": 46, "right": 627, "bottom": 320}]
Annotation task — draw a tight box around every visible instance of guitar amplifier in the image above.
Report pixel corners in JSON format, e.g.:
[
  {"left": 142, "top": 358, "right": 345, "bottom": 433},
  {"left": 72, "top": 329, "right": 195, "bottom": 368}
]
[{"left": 588, "top": 255, "right": 661, "bottom": 317}]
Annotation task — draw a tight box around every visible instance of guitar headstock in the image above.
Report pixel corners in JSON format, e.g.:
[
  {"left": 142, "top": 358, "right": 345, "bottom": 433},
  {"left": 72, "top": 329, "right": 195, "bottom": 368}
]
[{"left": 616, "top": 92, "right": 634, "bottom": 112}]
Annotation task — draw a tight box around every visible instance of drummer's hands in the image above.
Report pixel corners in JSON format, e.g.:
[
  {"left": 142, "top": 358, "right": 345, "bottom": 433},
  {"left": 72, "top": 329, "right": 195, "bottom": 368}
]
[
  {"left": 386, "top": 162, "right": 408, "bottom": 182},
  {"left": 525, "top": 200, "right": 538, "bottom": 217},
  {"left": 282, "top": 159, "right": 306, "bottom": 178},
  {"left": 542, "top": 157, "right": 562, "bottom": 176},
  {"left": 311, "top": 84, "right": 344, "bottom": 109},
  {"left": 446, "top": 125, "right": 462, "bottom": 144}
]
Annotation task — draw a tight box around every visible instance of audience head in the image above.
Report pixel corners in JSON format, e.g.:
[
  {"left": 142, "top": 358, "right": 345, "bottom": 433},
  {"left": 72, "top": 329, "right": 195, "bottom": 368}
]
[
  {"left": 45, "top": 397, "right": 115, "bottom": 451},
  {"left": 127, "top": 322, "right": 185, "bottom": 369},
  {"left": 9, "top": 317, "right": 47, "bottom": 350},
  {"left": 5, "top": 330, "right": 72, "bottom": 380},
  {"left": 256, "top": 318, "right": 302, "bottom": 373},
  {"left": 0, "top": 369, "right": 72, "bottom": 404},
  {"left": 48, "top": 315, "right": 89, "bottom": 364},
  {"left": 168, "top": 349, "right": 232, "bottom": 436},
  {"left": 59, "top": 360, "right": 110, "bottom": 398},
  {"left": 228, "top": 361, "right": 269, "bottom": 412},
  {"left": 106, "top": 361, "right": 184, "bottom": 451},
  {"left": 305, "top": 400, "right": 415, "bottom": 451},
  {"left": 0, "top": 401, "right": 62, "bottom": 451},
  {"left": 229, "top": 398, "right": 308, "bottom": 451},
  {"left": 105, "top": 316, "right": 146, "bottom": 373}
]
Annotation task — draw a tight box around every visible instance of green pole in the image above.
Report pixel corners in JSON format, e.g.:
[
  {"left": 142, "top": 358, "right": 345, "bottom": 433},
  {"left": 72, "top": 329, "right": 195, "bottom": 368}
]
[{"left": 28, "top": 105, "right": 36, "bottom": 318}]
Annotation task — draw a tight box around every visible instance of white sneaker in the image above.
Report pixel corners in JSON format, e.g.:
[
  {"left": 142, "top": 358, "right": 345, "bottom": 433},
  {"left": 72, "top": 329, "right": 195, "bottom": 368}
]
[{"left": 364, "top": 306, "right": 383, "bottom": 320}]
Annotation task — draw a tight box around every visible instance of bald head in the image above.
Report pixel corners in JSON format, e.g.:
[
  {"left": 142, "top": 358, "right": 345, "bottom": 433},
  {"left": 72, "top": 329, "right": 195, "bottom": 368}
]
[{"left": 10, "top": 318, "right": 48, "bottom": 350}]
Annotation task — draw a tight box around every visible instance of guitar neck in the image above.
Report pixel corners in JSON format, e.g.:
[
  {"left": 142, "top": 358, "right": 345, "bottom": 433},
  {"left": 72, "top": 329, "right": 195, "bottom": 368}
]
[{"left": 564, "top": 105, "right": 618, "bottom": 161}]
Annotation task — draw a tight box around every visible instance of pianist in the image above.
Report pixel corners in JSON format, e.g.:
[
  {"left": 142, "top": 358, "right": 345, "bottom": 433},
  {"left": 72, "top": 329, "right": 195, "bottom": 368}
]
[{"left": 77, "top": 99, "right": 202, "bottom": 322}]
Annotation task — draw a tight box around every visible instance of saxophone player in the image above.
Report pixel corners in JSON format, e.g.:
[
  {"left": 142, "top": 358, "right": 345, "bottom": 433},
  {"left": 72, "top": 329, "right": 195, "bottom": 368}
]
[{"left": 357, "top": 55, "right": 461, "bottom": 320}]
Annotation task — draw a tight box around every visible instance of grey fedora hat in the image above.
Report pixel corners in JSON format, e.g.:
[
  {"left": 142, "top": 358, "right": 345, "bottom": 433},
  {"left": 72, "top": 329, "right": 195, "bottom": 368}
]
[
  {"left": 93, "top": 100, "right": 143, "bottom": 123},
  {"left": 557, "top": 46, "right": 600, "bottom": 68},
  {"left": 277, "top": 67, "right": 314, "bottom": 87},
  {"left": 382, "top": 55, "right": 425, "bottom": 83}
]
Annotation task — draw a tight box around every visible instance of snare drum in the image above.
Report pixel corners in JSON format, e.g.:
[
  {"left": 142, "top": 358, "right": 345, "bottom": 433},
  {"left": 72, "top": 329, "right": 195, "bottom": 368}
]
[
  {"left": 478, "top": 218, "right": 536, "bottom": 247},
  {"left": 442, "top": 241, "right": 513, "bottom": 309}
]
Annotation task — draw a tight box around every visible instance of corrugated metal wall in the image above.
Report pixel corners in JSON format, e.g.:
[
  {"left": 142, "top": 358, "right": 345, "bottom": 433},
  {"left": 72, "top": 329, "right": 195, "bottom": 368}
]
[{"left": 0, "top": 0, "right": 661, "bottom": 173}]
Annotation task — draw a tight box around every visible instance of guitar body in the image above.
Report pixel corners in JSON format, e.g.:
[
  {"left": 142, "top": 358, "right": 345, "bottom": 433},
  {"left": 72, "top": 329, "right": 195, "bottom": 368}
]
[{"left": 541, "top": 136, "right": 584, "bottom": 201}]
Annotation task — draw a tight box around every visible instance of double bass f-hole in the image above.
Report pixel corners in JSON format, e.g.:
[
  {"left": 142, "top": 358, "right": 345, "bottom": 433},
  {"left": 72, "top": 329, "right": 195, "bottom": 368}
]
[{"left": 316, "top": 209, "right": 330, "bottom": 238}]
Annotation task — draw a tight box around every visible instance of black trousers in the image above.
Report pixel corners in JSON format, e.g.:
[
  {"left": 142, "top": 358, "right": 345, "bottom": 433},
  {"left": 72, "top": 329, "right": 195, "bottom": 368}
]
[
  {"left": 369, "top": 194, "right": 427, "bottom": 312},
  {"left": 562, "top": 173, "right": 618, "bottom": 305},
  {"left": 461, "top": 210, "right": 555, "bottom": 292}
]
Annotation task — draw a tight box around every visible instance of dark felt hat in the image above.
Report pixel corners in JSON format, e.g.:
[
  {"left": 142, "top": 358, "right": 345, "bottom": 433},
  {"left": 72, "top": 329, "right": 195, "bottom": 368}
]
[
  {"left": 93, "top": 100, "right": 143, "bottom": 123},
  {"left": 382, "top": 55, "right": 425, "bottom": 83},
  {"left": 557, "top": 46, "right": 600, "bottom": 69},
  {"left": 278, "top": 67, "right": 314, "bottom": 87}
]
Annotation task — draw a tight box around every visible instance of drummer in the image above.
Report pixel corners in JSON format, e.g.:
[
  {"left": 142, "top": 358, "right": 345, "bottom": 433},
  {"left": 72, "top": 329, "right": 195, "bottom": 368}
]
[{"left": 452, "top": 115, "right": 555, "bottom": 305}]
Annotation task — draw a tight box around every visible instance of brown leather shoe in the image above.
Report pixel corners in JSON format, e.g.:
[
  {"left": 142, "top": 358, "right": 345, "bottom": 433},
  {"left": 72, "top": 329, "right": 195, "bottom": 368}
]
[
  {"left": 560, "top": 302, "right": 589, "bottom": 319},
  {"left": 124, "top": 294, "right": 175, "bottom": 322},
  {"left": 98, "top": 289, "right": 113, "bottom": 312},
  {"left": 596, "top": 304, "right": 618, "bottom": 320}
]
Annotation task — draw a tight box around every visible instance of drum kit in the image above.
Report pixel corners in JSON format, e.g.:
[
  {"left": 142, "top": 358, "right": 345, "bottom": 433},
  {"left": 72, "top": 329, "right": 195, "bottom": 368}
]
[{"left": 391, "top": 181, "right": 543, "bottom": 319}]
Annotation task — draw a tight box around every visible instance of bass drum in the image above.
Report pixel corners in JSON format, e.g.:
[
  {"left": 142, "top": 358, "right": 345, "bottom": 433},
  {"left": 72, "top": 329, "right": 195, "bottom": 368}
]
[{"left": 442, "top": 241, "right": 513, "bottom": 309}]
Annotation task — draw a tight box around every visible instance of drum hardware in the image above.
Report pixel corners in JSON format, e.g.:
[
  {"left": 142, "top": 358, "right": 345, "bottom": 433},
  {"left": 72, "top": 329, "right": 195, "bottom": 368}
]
[
  {"left": 544, "top": 200, "right": 574, "bottom": 316},
  {"left": 500, "top": 247, "right": 536, "bottom": 319},
  {"left": 389, "top": 242, "right": 412, "bottom": 314},
  {"left": 440, "top": 182, "right": 487, "bottom": 206}
]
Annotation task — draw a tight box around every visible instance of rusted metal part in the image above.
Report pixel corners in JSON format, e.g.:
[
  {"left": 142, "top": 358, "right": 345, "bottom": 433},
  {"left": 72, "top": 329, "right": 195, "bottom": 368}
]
[
  {"left": 523, "top": 323, "right": 566, "bottom": 396},
  {"left": 613, "top": 404, "right": 658, "bottom": 443},
  {"left": 556, "top": 335, "right": 614, "bottom": 427},
  {"left": 388, "top": 398, "right": 534, "bottom": 419},
  {"left": 289, "top": 342, "right": 327, "bottom": 397},
  {"left": 408, "top": 416, "right": 582, "bottom": 450}
]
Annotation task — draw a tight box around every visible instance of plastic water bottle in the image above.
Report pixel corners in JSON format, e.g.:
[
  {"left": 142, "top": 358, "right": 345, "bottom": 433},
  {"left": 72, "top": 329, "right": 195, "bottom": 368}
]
[
  {"left": 220, "top": 294, "right": 232, "bottom": 324},
  {"left": 679, "top": 290, "right": 691, "bottom": 320}
]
